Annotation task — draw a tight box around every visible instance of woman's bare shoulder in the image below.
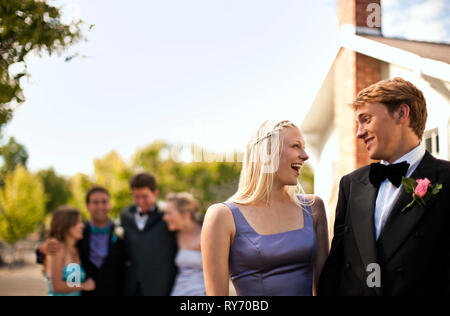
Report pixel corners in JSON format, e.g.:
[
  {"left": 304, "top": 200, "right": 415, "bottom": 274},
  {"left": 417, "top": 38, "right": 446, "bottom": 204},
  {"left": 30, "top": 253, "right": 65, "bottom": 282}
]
[{"left": 203, "top": 203, "right": 235, "bottom": 228}]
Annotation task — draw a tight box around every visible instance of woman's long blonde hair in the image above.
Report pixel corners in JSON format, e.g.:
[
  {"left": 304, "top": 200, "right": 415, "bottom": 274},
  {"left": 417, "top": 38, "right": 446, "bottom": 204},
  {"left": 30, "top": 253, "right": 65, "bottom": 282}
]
[{"left": 230, "top": 120, "right": 311, "bottom": 208}]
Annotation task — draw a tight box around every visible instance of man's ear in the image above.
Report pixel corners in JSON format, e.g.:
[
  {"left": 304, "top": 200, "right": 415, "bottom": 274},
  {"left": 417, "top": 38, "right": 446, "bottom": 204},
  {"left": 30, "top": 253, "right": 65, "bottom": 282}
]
[
  {"left": 153, "top": 189, "right": 159, "bottom": 199},
  {"left": 397, "top": 103, "right": 411, "bottom": 123}
]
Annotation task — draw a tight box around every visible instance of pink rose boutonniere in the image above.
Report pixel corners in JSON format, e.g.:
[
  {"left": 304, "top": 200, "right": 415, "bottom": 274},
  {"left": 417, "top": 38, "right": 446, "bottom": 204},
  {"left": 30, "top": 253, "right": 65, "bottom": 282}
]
[{"left": 401, "top": 177, "right": 443, "bottom": 213}]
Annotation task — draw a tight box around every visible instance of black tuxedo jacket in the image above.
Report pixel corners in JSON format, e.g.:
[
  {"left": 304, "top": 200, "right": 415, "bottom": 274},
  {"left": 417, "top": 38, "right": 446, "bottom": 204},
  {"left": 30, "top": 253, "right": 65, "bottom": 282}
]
[
  {"left": 121, "top": 205, "right": 178, "bottom": 296},
  {"left": 319, "top": 151, "right": 450, "bottom": 296},
  {"left": 77, "top": 223, "right": 126, "bottom": 296}
]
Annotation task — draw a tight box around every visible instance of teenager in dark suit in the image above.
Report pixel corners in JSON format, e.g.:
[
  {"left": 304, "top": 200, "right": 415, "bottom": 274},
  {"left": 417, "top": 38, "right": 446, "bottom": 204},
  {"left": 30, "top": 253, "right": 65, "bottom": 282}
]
[
  {"left": 38, "top": 186, "right": 126, "bottom": 296},
  {"left": 121, "top": 173, "right": 177, "bottom": 296},
  {"left": 78, "top": 186, "right": 126, "bottom": 296},
  {"left": 319, "top": 77, "right": 450, "bottom": 296}
]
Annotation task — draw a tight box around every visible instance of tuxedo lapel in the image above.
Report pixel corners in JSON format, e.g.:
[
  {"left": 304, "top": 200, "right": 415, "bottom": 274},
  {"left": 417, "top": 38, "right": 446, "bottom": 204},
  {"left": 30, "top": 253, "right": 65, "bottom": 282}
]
[
  {"left": 350, "top": 180, "right": 378, "bottom": 266},
  {"left": 349, "top": 171, "right": 381, "bottom": 294},
  {"left": 349, "top": 172, "right": 382, "bottom": 296},
  {"left": 142, "top": 206, "right": 161, "bottom": 232},
  {"left": 125, "top": 206, "right": 139, "bottom": 231},
  {"left": 377, "top": 152, "right": 438, "bottom": 264},
  {"left": 80, "top": 224, "right": 91, "bottom": 256}
]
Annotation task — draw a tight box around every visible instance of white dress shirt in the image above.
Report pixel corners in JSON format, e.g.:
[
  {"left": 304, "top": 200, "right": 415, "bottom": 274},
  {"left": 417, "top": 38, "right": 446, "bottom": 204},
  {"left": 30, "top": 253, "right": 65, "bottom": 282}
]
[
  {"left": 374, "top": 143, "right": 426, "bottom": 240},
  {"left": 134, "top": 205, "right": 156, "bottom": 231}
]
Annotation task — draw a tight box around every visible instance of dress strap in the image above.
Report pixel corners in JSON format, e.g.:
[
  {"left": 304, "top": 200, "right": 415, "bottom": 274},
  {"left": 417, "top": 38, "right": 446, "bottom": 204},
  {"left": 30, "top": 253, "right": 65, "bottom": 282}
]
[
  {"left": 223, "top": 201, "right": 252, "bottom": 233},
  {"left": 298, "top": 195, "right": 314, "bottom": 228}
]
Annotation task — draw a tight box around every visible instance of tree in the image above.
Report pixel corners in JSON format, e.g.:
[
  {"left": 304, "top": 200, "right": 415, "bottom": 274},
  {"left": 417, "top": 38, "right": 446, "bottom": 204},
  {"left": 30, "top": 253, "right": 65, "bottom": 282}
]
[
  {"left": 94, "top": 151, "right": 132, "bottom": 219},
  {"left": 36, "top": 167, "right": 72, "bottom": 215},
  {"left": 133, "top": 141, "right": 167, "bottom": 174},
  {"left": 89, "top": 140, "right": 314, "bottom": 219},
  {"left": 68, "top": 172, "right": 93, "bottom": 220},
  {"left": 0, "top": 137, "right": 28, "bottom": 185},
  {"left": 0, "top": 0, "right": 85, "bottom": 131},
  {"left": 133, "top": 142, "right": 242, "bottom": 212},
  {"left": 0, "top": 165, "right": 45, "bottom": 245},
  {"left": 133, "top": 140, "right": 174, "bottom": 198}
]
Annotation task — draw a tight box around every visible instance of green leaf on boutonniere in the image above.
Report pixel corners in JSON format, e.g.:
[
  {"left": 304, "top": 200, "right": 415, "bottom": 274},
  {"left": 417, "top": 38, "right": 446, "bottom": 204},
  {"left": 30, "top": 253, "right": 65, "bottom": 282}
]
[
  {"left": 401, "top": 180, "right": 443, "bottom": 213},
  {"left": 401, "top": 177, "right": 417, "bottom": 193},
  {"left": 432, "top": 184, "right": 443, "bottom": 195}
]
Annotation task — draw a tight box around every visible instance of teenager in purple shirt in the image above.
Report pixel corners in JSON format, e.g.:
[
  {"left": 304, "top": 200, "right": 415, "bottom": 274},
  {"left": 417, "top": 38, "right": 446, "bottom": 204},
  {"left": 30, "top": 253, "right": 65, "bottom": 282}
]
[{"left": 38, "top": 186, "right": 126, "bottom": 296}]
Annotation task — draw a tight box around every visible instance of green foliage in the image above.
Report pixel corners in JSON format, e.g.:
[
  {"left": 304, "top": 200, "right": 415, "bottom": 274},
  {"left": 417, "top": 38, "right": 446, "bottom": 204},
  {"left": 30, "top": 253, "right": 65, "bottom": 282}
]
[
  {"left": 132, "top": 142, "right": 243, "bottom": 213},
  {"left": 401, "top": 177, "right": 417, "bottom": 194},
  {"left": 33, "top": 141, "right": 314, "bottom": 223},
  {"left": 432, "top": 184, "right": 443, "bottom": 195},
  {"left": 0, "top": 137, "right": 29, "bottom": 185},
  {"left": 93, "top": 151, "right": 132, "bottom": 219},
  {"left": 64, "top": 152, "right": 133, "bottom": 221},
  {"left": 299, "top": 163, "right": 314, "bottom": 194},
  {"left": 133, "top": 141, "right": 166, "bottom": 174},
  {"left": 0, "top": 165, "right": 45, "bottom": 244},
  {"left": 36, "top": 168, "right": 71, "bottom": 215},
  {"left": 67, "top": 172, "right": 93, "bottom": 220},
  {"left": 401, "top": 177, "right": 443, "bottom": 213},
  {"left": 0, "top": 0, "right": 84, "bottom": 130}
]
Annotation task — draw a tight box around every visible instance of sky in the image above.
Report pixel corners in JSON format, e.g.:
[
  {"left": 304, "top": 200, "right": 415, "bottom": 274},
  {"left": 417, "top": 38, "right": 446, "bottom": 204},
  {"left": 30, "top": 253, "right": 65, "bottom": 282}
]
[{"left": 3, "top": 0, "right": 450, "bottom": 176}]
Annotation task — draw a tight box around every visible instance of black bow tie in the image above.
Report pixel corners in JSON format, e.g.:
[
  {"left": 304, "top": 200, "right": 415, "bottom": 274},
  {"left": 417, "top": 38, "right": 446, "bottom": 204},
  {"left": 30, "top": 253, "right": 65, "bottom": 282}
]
[{"left": 369, "top": 161, "right": 410, "bottom": 188}]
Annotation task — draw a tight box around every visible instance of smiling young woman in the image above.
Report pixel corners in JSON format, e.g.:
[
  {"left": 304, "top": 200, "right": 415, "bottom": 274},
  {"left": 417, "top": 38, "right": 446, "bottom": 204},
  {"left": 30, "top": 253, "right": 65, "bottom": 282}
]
[
  {"left": 45, "top": 206, "right": 95, "bottom": 296},
  {"left": 201, "top": 120, "right": 329, "bottom": 296}
]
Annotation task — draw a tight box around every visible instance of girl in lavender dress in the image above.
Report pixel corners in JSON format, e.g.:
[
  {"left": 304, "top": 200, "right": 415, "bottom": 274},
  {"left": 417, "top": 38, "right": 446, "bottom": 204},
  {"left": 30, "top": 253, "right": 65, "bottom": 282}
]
[
  {"left": 163, "top": 192, "right": 205, "bottom": 296},
  {"left": 202, "top": 120, "right": 329, "bottom": 296}
]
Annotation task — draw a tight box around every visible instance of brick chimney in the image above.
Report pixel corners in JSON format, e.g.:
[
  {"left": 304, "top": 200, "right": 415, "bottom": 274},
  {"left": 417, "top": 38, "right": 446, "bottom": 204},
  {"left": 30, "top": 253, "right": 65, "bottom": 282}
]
[
  {"left": 338, "top": 0, "right": 382, "bottom": 35},
  {"left": 327, "top": 0, "right": 383, "bottom": 231},
  {"left": 323, "top": 0, "right": 384, "bottom": 238},
  {"left": 334, "top": 0, "right": 382, "bottom": 178}
]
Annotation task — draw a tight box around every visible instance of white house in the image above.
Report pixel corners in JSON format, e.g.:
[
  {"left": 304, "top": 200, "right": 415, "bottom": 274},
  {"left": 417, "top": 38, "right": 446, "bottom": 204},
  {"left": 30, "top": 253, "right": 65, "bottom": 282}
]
[{"left": 300, "top": 0, "right": 450, "bottom": 231}]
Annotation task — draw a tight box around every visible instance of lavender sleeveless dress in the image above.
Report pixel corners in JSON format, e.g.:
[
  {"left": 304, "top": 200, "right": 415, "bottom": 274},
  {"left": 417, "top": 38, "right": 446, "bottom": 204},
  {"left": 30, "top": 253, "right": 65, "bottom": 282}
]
[{"left": 224, "top": 199, "right": 317, "bottom": 296}]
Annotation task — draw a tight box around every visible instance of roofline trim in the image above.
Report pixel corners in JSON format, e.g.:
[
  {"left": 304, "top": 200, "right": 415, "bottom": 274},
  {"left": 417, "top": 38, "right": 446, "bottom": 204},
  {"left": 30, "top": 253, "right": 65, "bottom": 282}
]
[{"left": 339, "top": 33, "right": 450, "bottom": 82}]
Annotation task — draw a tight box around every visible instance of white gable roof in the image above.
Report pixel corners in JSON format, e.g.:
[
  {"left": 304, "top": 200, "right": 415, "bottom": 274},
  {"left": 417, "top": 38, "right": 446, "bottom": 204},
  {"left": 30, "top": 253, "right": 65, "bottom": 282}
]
[
  {"left": 340, "top": 33, "right": 450, "bottom": 83},
  {"left": 301, "top": 33, "right": 450, "bottom": 155}
]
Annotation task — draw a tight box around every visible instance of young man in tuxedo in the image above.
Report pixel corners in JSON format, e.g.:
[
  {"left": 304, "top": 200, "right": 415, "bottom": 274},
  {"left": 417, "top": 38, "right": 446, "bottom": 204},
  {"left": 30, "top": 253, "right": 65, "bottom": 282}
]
[
  {"left": 120, "top": 173, "right": 177, "bottom": 296},
  {"left": 318, "top": 77, "right": 450, "bottom": 296},
  {"left": 37, "top": 186, "right": 126, "bottom": 296},
  {"left": 77, "top": 186, "right": 126, "bottom": 296}
]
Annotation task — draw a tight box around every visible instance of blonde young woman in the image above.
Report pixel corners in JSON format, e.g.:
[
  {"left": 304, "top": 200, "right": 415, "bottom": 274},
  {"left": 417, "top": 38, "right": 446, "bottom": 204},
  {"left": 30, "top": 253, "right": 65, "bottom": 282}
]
[
  {"left": 201, "top": 120, "right": 329, "bottom": 296},
  {"left": 163, "top": 192, "right": 206, "bottom": 296}
]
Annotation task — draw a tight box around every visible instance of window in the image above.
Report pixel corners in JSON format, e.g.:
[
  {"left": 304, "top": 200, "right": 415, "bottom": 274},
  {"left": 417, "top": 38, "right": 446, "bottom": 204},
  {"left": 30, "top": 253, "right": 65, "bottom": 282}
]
[{"left": 423, "top": 128, "right": 439, "bottom": 156}]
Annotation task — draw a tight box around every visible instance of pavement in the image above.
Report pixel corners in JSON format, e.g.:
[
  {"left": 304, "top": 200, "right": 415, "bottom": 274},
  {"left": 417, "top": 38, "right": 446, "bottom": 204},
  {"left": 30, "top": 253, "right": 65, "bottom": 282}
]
[{"left": 0, "top": 264, "right": 47, "bottom": 296}]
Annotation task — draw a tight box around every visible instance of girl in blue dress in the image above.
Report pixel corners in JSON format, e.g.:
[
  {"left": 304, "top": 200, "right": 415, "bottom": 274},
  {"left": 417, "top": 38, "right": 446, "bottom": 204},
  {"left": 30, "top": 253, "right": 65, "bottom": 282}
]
[{"left": 45, "top": 206, "right": 95, "bottom": 296}]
